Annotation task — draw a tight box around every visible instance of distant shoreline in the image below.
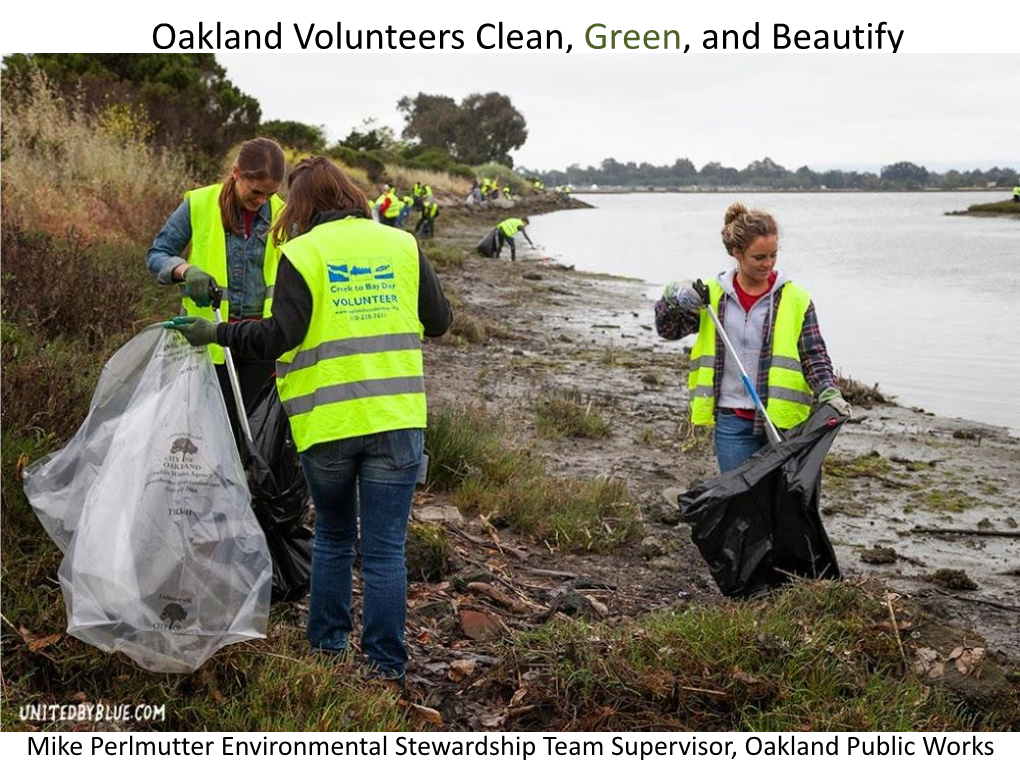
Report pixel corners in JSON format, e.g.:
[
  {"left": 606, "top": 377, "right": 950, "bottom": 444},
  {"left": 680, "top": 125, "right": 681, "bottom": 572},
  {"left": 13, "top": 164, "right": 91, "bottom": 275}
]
[
  {"left": 945, "top": 198, "right": 1020, "bottom": 218},
  {"left": 573, "top": 187, "right": 1012, "bottom": 195}
]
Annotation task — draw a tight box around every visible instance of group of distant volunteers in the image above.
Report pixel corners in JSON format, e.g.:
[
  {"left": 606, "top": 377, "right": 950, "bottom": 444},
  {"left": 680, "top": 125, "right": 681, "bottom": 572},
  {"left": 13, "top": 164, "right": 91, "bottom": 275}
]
[
  {"left": 151, "top": 137, "right": 849, "bottom": 687},
  {"left": 370, "top": 178, "right": 439, "bottom": 237}
]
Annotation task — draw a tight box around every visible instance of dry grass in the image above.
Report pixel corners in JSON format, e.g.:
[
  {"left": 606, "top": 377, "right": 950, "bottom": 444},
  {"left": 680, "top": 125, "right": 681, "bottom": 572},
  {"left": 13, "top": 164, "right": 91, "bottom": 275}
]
[
  {"left": 1, "top": 69, "right": 192, "bottom": 244},
  {"left": 384, "top": 165, "right": 472, "bottom": 197},
  {"left": 276, "top": 148, "right": 375, "bottom": 197}
]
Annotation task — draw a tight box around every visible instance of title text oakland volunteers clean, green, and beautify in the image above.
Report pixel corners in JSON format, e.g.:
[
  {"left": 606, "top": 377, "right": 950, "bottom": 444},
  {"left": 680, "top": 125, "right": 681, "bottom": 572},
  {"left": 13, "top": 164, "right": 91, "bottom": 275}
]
[
  {"left": 28, "top": 733, "right": 993, "bottom": 758},
  {"left": 150, "top": 21, "right": 904, "bottom": 53}
]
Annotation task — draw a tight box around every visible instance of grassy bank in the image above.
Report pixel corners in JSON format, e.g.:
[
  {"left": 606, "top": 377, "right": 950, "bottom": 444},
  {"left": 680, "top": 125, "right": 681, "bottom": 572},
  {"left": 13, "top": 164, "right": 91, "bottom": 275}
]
[
  {"left": 425, "top": 406, "right": 639, "bottom": 553},
  {"left": 500, "top": 580, "right": 1000, "bottom": 731},
  {"left": 0, "top": 74, "right": 419, "bottom": 732},
  {"left": 946, "top": 199, "right": 1020, "bottom": 217}
]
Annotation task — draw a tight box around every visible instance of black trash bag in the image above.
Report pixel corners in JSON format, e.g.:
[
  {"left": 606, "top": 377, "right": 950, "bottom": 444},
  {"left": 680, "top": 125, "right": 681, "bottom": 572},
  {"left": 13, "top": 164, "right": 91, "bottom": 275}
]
[
  {"left": 476, "top": 228, "right": 499, "bottom": 258},
  {"left": 243, "top": 377, "right": 313, "bottom": 602},
  {"left": 679, "top": 404, "right": 846, "bottom": 599}
]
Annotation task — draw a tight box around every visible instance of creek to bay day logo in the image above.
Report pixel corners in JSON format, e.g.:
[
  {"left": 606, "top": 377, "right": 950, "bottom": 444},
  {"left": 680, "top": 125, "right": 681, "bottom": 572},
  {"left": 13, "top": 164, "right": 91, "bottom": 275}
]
[{"left": 327, "top": 257, "right": 394, "bottom": 284}]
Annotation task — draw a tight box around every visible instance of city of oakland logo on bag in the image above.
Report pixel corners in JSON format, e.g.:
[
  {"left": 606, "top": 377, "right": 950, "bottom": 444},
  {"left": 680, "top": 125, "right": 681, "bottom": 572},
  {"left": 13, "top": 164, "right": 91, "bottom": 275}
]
[
  {"left": 169, "top": 437, "right": 198, "bottom": 457},
  {"left": 159, "top": 603, "right": 187, "bottom": 629}
]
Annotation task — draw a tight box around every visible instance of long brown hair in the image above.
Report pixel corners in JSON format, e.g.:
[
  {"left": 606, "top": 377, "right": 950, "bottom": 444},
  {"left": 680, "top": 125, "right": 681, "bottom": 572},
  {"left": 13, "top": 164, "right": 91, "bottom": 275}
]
[
  {"left": 218, "top": 137, "right": 287, "bottom": 235},
  {"left": 271, "top": 156, "right": 370, "bottom": 246}
]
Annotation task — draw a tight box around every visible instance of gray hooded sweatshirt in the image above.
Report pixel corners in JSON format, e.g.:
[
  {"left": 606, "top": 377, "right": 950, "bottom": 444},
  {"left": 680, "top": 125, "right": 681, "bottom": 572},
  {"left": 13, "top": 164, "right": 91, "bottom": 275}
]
[{"left": 716, "top": 268, "right": 789, "bottom": 410}]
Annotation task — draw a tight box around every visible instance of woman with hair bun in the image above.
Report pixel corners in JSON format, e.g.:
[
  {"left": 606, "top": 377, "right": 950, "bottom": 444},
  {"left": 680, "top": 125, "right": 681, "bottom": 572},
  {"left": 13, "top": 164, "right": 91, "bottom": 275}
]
[
  {"left": 655, "top": 202, "right": 849, "bottom": 473},
  {"left": 146, "top": 137, "right": 288, "bottom": 435}
]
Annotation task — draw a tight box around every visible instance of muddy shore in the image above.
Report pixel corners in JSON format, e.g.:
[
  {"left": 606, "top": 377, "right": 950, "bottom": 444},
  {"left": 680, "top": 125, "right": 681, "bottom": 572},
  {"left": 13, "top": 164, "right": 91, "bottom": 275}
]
[{"left": 416, "top": 198, "right": 1019, "bottom": 682}]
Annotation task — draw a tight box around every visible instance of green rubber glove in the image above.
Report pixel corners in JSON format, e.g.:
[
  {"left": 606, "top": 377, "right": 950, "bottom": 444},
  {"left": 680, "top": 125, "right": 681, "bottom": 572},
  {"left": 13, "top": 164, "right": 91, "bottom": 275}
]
[
  {"left": 162, "top": 316, "right": 219, "bottom": 347},
  {"left": 182, "top": 266, "right": 217, "bottom": 308},
  {"left": 818, "top": 387, "right": 851, "bottom": 418}
]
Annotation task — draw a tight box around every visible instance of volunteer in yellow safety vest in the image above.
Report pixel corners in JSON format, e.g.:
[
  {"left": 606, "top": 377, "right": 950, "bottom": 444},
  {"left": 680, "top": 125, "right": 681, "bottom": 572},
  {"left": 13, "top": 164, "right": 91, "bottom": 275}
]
[
  {"left": 414, "top": 196, "right": 439, "bottom": 239},
  {"left": 1013, "top": 184, "right": 1020, "bottom": 202},
  {"left": 493, "top": 216, "right": 533, "bottom": 261},
  {"left": 654, "top": 202, "right": 849, "bottom": 473},
  {"left": 165, "top": 157, "right": 453, "bottom": 682},
  {"left": 412, "top": 182, "right": 433, "bottom": 210},
  {"left": 145, "top": 137, "right": 287, "bottom": 437},
  {"left": 374, "top": 183, "right": 403, "bottom": 227}
]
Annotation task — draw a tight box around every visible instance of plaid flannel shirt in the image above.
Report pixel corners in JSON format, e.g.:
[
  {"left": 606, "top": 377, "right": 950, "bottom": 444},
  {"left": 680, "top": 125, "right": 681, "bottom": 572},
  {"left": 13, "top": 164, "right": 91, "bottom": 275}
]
[{"left": 655, "top": 285, "right": 836, "bottom": 434}]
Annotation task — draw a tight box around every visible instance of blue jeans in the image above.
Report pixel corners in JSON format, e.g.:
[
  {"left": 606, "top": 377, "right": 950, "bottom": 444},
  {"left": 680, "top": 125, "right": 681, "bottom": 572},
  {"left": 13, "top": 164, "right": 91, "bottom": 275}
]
[
  {"left": 299, "top": 428, "right": 424, "bottom": 678},
  {"left": 714, "top": 410, "right": 768, "bottom": 473}
]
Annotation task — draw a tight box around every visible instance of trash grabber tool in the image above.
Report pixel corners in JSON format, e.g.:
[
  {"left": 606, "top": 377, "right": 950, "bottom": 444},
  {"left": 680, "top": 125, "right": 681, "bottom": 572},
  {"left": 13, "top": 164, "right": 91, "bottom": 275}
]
[
  {"left": 693, "top": 279, "right": 783, "bottom": 446},
  {"left": 209, "top": 286, "right": 255, "bottom": 446}
]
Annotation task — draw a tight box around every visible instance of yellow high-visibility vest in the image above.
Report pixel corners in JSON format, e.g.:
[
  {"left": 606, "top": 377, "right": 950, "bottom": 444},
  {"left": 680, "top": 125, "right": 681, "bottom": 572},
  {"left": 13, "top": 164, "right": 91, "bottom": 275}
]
[
  {"left": 181, "top": 183, "right": 284, "bottom": 364},
  {"left": 275, "top": 218, "right": 426, "bottom": 451},
  {"left": 688, "top": 279, "right": 813, "bottom": 428},
  {"left": 497, "top": 218, "right": 526, "bottom": 237}
]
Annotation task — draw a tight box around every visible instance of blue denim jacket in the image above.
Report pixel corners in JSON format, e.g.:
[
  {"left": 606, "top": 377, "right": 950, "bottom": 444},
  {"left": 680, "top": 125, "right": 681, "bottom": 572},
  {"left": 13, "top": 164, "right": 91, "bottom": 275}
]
[{"left": 145, "top": 198, "right": 273, "bottom": 318}]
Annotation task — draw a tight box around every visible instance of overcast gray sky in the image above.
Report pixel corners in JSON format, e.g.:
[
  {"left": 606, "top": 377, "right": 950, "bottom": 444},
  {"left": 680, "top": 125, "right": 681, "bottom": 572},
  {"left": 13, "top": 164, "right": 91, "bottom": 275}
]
[{"left": 219, "top": 52, "right": 1019, "bottom": 172}]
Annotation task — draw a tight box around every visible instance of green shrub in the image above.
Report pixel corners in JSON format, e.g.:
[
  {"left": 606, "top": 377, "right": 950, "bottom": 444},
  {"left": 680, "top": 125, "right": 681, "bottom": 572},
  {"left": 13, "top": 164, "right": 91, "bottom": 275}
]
[
  {"left": 401, "top": 147, "right": 475, "bottom": 180},
  {"left": 473, "top": 162, "right": 529, "bottom": 195},
  {"left": 327, "top": 145, "right": 387, "bottom": 183}
]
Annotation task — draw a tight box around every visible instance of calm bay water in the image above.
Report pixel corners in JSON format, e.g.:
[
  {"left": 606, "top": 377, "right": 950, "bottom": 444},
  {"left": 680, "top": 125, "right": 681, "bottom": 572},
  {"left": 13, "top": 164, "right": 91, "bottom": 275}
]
[{"left": 530, "top": 192, "right": 1019, "bottom": 432}]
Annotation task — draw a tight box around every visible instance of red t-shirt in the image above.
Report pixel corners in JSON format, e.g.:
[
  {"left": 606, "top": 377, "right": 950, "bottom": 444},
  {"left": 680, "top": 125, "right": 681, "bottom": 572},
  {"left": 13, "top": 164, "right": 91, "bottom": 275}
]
[
  {"left": 243, "top": 208, "right": 256, "bottom": 238},
  {"left": 730, "top": 271, "right": 777, "bottom": 420},
  {"left": 733, "top": 270, "right": 777, "bottom": 313}
]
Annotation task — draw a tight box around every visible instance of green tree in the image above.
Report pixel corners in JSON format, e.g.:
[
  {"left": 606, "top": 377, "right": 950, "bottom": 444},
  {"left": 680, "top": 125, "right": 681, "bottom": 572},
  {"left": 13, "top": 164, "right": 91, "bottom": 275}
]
[
  {"left": 397, "top": 91, "right": 527, "bottom": 166},
  {"left": 338, "top": 118, "right": 402, "bottom": 154},
  {"left": 455, "top": 92, "right": 527, "bottom": 166},
  {"left": 397, "top": 93, "right": 462, "bottom": 155},
  {"left": 699, "top": 162, "right": 741, "bottom": 186},
  {"left": 2, "top": 53, "right": 261, "bottom": 171},
  {"left": 259, "top": 119, "right": 326, "bottom": 152},
  {"left": 880, "top": 161, "right": 930, "bottom": 187}
]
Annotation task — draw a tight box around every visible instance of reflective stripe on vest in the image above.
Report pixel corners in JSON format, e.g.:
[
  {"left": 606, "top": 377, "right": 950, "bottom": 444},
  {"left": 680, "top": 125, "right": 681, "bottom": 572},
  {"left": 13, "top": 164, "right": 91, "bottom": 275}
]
[
  {"left": 180, "top": 183, "right": 284, "bottom": 364},
  {"left": 687, "top": 279, "right": 814, "bottom": 429},
  {"left": 688, "top": 280, "right": 724, "bottom": 426},
  {"left": 766, "top": 283, "right": 813, "bottom": 426},
  {"left": 275, "top": 218, "right": 426, "bottom": 451}
]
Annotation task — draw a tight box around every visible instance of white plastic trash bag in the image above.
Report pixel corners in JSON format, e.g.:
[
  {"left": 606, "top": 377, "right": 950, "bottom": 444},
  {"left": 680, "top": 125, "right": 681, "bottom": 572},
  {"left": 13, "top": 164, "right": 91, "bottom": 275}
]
[{"left": 24, "top": 325, "right": 272, "bottom": 673}]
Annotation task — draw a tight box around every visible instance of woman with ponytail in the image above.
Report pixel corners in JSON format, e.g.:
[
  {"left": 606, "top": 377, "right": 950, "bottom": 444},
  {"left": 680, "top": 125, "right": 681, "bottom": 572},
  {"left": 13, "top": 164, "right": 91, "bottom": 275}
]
[
  {"left": 655, "top": 202, "right": 849, "bottom": 473},
  {"left": 146, "top": 137, "right": 287, "bottom": 434},
  {"left": 165, "top": 156, "right": 452, "bottom": 684}
]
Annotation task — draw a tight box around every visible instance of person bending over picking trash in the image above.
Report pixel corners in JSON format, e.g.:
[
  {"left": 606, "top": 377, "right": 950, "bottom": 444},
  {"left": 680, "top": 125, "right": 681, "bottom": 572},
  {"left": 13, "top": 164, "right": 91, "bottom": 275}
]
[{"left": 494, "top": 216, "right": 532, "bottom": 261}]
